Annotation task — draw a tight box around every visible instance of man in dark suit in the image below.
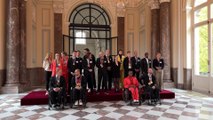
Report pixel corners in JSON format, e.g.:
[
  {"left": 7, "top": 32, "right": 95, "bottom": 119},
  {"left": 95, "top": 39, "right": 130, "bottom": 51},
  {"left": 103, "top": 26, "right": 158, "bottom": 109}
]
[
  {"left": 123, "top": 51, "right": 133, "bottom": 77},
  {"left": 142, "top": 68, "right": 159, "bottom": 101},
  {"left": 82, "top": 53, "right": 95, "bottom": 93},
  {"left": 83, "top": 48, "right": 96, "bottom": 89},
  {"left": 75, "top": 50, "right": 83, "bottom": 73},
  {"left": 67, "top": 51, "right": 77, "bottom": 94},
  {"left": 141, "top": 52, "right": 152, "bottom": 75},
  {"left": 104, "top": 49, "right": 113, "bottom": 90},
  {"left": 131, "top": 50, "right": 141, "bottom": 80},
  {"left": 70, "top": 69, "right": 87, "bottom": 107},
  {"left": 96, "top": 52, "right": 108, "bottom": 92},
  {"left": 49, "top": 69, "right": 66, "bottom": 107}
]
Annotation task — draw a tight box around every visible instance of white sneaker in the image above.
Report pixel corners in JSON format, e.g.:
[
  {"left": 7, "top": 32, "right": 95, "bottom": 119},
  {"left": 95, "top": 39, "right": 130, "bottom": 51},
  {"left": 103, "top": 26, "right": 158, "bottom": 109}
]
[
  {"left": 79, "top": 100, "right": 83, "bottom": 106},
  {"left": 74, "top": 101, "right": 78, "bottom": 106}
]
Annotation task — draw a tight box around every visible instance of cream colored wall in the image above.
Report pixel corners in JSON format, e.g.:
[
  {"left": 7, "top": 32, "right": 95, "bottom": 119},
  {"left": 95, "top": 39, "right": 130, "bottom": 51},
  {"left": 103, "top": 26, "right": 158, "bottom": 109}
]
[
  {"left": 26, "top": 0, "right": 54, "bottom": 68},
  {"left": 125, "top": 3, "right": 151, "bottom": 57},
  {"left": 0, "top": 0, "right": 5, "bottom": 69}
]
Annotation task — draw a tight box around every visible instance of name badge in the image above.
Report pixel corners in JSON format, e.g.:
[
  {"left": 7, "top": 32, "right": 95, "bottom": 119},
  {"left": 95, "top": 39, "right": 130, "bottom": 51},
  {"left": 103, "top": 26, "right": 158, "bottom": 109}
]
[
  {"left": 76, "top": 61, "right": 79, "bottom": 63},
  {"left": 90, "top": 61, "right": 92, "bottom": 63}
]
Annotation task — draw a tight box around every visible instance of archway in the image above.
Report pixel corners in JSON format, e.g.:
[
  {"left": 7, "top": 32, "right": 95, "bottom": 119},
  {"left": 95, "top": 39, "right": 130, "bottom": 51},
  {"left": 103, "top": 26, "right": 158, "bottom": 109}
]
[{"left": 63, "top": 3, "right": 116, "bottom": 57}]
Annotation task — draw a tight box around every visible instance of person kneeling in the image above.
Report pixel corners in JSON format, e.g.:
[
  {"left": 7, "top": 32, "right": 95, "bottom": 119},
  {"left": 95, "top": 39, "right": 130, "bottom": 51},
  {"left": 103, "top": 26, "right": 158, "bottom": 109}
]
[
  {"left": 49, "top": 69, "right": 66, "bottom": 108},
  {"left": 123, "top": 70, "right": 139, "bottom": 103},
  {"left": 70, "top": 69, "right": 87, "bottom": 107}
]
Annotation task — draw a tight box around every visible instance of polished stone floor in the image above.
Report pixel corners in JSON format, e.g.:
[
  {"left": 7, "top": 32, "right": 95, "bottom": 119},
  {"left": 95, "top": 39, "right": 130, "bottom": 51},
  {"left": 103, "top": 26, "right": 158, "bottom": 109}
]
[{"left": 0, "top": 89, "right": 213, "bottom": 120}]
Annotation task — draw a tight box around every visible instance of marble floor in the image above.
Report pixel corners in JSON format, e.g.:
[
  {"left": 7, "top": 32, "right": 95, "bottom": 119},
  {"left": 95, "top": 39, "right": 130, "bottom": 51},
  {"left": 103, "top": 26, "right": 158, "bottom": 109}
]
[{"left": 0, "top": 89, "right": 213, "bottom": 120}]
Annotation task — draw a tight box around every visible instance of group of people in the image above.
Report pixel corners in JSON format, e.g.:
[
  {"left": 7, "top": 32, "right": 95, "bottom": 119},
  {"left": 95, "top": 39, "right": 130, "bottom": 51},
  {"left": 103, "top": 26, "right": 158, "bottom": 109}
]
[{"left": 43, "top": 48, "right": 165, "bottom": 106}]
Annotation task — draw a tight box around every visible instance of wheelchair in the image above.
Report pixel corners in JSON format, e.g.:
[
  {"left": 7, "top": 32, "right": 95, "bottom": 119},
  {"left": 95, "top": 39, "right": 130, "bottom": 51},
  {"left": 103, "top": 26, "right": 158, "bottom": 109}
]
[
  {"left": 70, "top": 87, "right": 87, "bottom": 108},
  {"left": 122, "top": 88, "right": 142, "bottom": 105},
  {"left": 48, "top": 89, "right": 66, "bottom": 110},
  {"left": 140, "top": 85, "right": 161, "bottom": 106}
]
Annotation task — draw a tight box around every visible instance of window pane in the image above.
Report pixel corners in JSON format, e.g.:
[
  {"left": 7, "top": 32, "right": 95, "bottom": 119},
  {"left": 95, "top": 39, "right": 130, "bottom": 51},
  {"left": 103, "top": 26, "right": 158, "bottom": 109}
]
[
  {"left": 75, "top": 31, "right": 86, "bottom": 45},
  {"left": 194, "top": 25, "right": 209, "bottom": 76},
  {"left": 194, "top": 0, "right": 207, "bottom": 6},
  {"left": 211, "top": 4, "right": 213, "bottom": 18},
  {"left": 194, "top": 6, "right": 208, "bottom": 24}
]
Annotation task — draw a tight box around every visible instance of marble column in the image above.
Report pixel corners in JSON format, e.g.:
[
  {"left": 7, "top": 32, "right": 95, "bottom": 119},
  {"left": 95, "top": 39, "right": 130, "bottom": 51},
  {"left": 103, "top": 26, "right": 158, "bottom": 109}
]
[
  {"left": 53, "top": 2, "right": 63, "bottom": 54},
  {"left": 150, "top": 0, "right": 160, "bottom": 60},
  {"left": 159, "top": 0, "right": 171, "bottom": 81},
  {"left": 19, "top": 0, "right": 29, "bottom": 92},
  {"left": 6, "top": 0, "right": 20, "bottom": 85},
  {"left": 117, "top": 17, "right": 125, "bottom": 51}
]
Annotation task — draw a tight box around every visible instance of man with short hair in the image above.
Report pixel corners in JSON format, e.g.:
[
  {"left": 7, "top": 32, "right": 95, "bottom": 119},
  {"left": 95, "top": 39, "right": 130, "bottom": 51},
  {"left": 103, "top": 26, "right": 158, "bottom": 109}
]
[
  {"left": 70, "top": 69, "right": 87, "bottom": 107},
  {"left": 141, "top": 52, "right": 152, "bottom": 75},
  {"left": 123, "top": 70, "right": 139, "bottom": 102},
  {"left": 49, "top": 69, "right": 66, "bottom": 108}
]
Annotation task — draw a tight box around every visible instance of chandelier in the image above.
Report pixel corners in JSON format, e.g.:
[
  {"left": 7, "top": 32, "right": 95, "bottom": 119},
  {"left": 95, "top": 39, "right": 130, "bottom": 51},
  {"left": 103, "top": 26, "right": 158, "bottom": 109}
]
[{"left": 116, "top": 0, "right": 129, "bottom": 9}]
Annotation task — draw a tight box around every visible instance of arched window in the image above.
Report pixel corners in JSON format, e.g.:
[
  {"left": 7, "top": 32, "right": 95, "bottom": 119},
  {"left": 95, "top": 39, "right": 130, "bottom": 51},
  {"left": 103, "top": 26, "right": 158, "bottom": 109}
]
[{"left": 63, "top": 3, "right": 112, "bottom": 56}]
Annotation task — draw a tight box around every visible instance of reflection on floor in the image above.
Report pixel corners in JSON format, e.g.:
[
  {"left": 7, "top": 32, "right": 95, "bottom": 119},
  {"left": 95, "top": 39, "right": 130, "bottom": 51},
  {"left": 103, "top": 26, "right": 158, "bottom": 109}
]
[{"left": 0, "top": 89, "right": 213, "bottom": 120}]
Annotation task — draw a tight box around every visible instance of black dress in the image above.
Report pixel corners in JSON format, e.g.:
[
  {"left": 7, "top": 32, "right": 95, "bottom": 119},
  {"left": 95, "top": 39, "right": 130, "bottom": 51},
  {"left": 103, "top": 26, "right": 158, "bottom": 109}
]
[{"left": 113, "top": 62, "right": 120, "bottom": 78}]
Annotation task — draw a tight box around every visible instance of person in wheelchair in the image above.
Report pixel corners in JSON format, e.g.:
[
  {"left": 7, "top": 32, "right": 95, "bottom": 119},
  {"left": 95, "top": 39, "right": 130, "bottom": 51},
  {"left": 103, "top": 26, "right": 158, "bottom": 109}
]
[
  {"left": 49, "top": 69, "right": 66, "bottom": 109},
  {"left": 70, "top": 69, "right": 87, "bottom": 108},
  {"left": 142, "top": 68, "right": 160, "bottom": 104},
  {"left": 123, "top": 70, "right": 140, "bottom": 103}
]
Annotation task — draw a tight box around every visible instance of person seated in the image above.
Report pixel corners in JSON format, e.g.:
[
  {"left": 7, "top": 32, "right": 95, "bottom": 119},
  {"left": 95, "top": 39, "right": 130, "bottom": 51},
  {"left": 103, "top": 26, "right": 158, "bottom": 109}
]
[
  {"left": 142, "top": 68, "right": 160, "bottom": 102},
  {"left": 49, "top": 69, "right": 66, "bottom": 108},
  {"left": 70, "top": 69, "right": 87, "bottom": 107},
  {"left": 123, "top": 70, "right": 139, "bottom": 103}
]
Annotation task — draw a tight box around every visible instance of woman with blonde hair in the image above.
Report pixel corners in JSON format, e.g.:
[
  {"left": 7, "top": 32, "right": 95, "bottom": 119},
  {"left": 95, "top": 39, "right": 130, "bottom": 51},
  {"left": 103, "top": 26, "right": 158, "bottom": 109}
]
[{"left": 43, "top": 52, "right": 53, "bottom": 95}]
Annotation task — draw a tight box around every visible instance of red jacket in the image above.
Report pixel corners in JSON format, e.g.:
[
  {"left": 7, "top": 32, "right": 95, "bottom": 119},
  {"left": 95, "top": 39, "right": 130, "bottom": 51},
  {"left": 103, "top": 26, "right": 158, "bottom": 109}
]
[{"left": 51, "top": 59, "right": 63, "bottom": 77}]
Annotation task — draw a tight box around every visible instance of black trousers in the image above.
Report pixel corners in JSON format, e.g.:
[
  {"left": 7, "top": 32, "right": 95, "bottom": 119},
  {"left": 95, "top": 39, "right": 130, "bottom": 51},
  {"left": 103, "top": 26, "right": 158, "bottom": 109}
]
[
  {"left": 85, "top": 71, "right": 93, "bottom": 91},
  {"left": 49, "top": 90, "right": 63, "bottom": 105},
  {"left": 45, "top": 71, "right": 52, "bottom": 91},
  {"left": 134, "top": 71, "right": 140, "bottom": 80},
  {"left": 98, "top": 69, "right": 108, "bottom": 91},
  {"left": 92, "top": 70, "right": 96, "bottom": 88},
  {"left": 72, "top": 88, "right": 86, "bottom": 103},
  {"left": 146, "top": 86, "right": 160, "bottom": 99},
  {"left": 107, "top": 70, "right": 112, "bottom": 90}
]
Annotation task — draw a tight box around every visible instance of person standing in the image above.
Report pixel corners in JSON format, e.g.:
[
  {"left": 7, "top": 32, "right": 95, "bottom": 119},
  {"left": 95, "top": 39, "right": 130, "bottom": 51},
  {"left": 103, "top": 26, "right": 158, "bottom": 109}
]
[
  {"left": 131, "top": 50, "right": 141, "bottom": 80},
  {"left": 51, "top": 53, "right": 63, "bottom": 77},
  {"left": 83, "top": 48, "right": 96, "bottom": 89},
  {"left": 153, "top": 52, "right": 164, "bottom": 90},
  {"left": 112, "top": 56, "right": 121, "bottom": 92},
  {"left": 141, "top": 52, "right": 152, "bottom": 75},
  {"left": 123, "top": 51, "right": 133, "bottom": 78},
  {"left": 75, "top": 50, "right": 83, "bottom": 73},
  {"left": 104, "top": 50, "right": 113, "bottom": 90},
  {"left": 96, "top": 52, "right": 108, "bottom": 92},
  {"left": 117, "top": 49, "right": 125, "bottom": 88},
  {"left": 67, "top": 51, "right": 77, "bottom": 94},
  {"left": 43, "top": 52, "right": 53, "bottom": 95},
  {"left": 82, "top": 53, "right": 95, "bottom": 93},
  {"left": 61, "top": 52, "right": 69, "bottom": 94}
]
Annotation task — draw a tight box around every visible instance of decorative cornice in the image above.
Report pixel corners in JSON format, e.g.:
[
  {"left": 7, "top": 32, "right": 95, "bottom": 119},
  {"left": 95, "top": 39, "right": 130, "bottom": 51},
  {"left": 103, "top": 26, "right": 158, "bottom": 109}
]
[
  {"left": 53, "top": 1, "right": 64, "bottom": 13},
  {"left": 159, "top": 0, "right": 170, "bottom": 3},
  {"left": 149, "top": 0, "right": 160, "bottom": 9}
]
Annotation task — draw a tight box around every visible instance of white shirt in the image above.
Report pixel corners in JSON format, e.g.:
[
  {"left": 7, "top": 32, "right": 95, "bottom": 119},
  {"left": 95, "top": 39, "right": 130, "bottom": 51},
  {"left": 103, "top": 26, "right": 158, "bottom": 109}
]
[{"left": 43, "top": 60, "right": 52, "bottom": 71}]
